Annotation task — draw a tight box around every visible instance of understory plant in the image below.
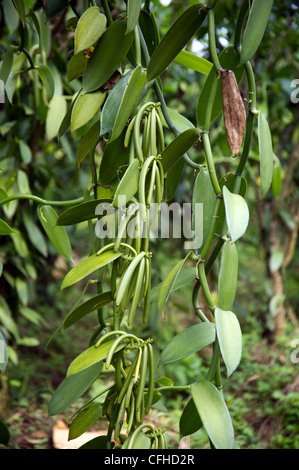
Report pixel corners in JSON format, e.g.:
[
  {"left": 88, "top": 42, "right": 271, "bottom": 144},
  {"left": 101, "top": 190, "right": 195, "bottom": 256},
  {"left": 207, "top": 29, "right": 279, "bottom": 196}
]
[{"left": 0, "top": 0, "right": 275, "bottom": 449}]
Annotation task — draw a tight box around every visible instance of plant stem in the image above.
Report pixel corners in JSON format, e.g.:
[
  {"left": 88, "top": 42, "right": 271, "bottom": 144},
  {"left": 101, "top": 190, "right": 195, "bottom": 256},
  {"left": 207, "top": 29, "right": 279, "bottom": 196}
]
[
  {"left": 196, "top": 261, "right": 216, "bottom": 316},
  {"left": 236, "top": 61, "right": 257, "bottom": 176},
  {"left": 0, "top": 194, "right": 84, "bottom": 207},
  {"left": 102, "top": 0, "right": 113, "bottom": 25},
  {"left": 134, "top": 26, "right": 142, "bottom": 66},
  {"left": 202, "top": 133, "right": 222, "bottom": 196},
  {"left": 208, "top": 7, "right": 223, "bottom": 72}
]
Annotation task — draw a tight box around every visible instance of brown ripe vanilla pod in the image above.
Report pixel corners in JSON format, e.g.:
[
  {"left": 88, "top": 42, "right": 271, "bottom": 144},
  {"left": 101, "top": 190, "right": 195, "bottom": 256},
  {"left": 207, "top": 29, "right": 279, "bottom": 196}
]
[{"left": 221, "top": 69, "right": 246, "bottom": 156}]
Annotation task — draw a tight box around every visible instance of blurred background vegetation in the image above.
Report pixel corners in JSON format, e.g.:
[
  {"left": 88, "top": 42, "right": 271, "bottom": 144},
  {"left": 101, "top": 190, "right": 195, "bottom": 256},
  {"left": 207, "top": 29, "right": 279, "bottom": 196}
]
[{"left": 0, "top": 0, "right": 298, "bottom": 449}]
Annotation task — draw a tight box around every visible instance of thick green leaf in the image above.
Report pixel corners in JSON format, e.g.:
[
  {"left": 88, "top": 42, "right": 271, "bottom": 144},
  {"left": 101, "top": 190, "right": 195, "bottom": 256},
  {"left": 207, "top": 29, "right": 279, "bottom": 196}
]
[
  {"left": 46, "top": 95, "right": 67, "bottom": 140},
  {"left": 173, "top": 50, "right": 212, "bottom": 75},
  {"left": 100, "top": 74, "right": 130, "bottom": 136},
  {"left": 79, "top": 436, "right": 112, "bottom": 449},
  {"left": 165, "top": 158, "right": 185, "bottom": 202},
  {"left": 37, "top": 205, "right": 72, "bottom": 260},
  {"left": 46, "top": 0, "right": 68, "bottom": 19},
  {"left": 83, "top": 20, "right": 134, "bottom": 93},
  {"left": 192, "top": 169, "right": 216, "bottom": 250},
  {"left": 48, "top": 362, "right": 102, "bottom": 416},
  {"left": 62, "top": 291, "right": 113, "bottom": 331},
  {"left": 0, "top": 330, "right": 9, "bottom": 372},
  {"left": 223, "top": 186, "right": 249, "bottom": 242},
  {"left": 179, "top": 398, "right": 202, "bottom": 439},
  {"left": 138, "top": 9, "right": 160, "bottom": 58},
  {"left": 99, "top": 128, "right": 130, "bottom": 185},
  {"left": 165, "top": 107, "right": 195, "bottom": 132},
  {"left": 258, "top": 111, "right": 273, "bottom": 198},
  {"left": 191, "top": 380, "right": 234, "bottom": 449},
  {"left": 157, "top": 251, "right": 192, "bottom": 316},
  {"left": 77, "top": 120, "right": 100, "bottom": 167},
  {"left": 161, "top": 128, "right": 200, "bottom": 174},
  {"left": 67, "top": 52, "right": 88, "bottom": 83},
  {"left": 130, "top": 431, "right": 151, "bottom": 449},
  {"left": 215, "top": 307, "right": 242, "bottom": 377},
  {"left": 196, "top": 48, "right": 244, "bottom": 129},
  {"left": 71, "top": 90, "right": 106, "bottom": 133},
  {"left": 214, "top": 173, "right": 247, "bottom": 237},
  {"left": 272, "top": 154, "right": 282, "bottom": 199},
  {"left": 147, "top": 4, "right": 207, "bottom": 82},
  {"left": 110, "top": 66, "right": 146, "bottom": 142},
  {"left": 23, "top": 212, "right": 48, "bottom": 257},
  {"left": 56, "top": 199, "right": 112, "bottom": 226},
  {"left": 61, "top": 250, "right": 121, "bottom": 290},
  {"left": 0, "top": 219, "right": 18, "bottom": 236},
  {"left": 69, "top": 403, "right": 102, "bottom": 441},
  {"left": 0, "top": 45, "right": 14, "bottom": 84},
  {"left": 58, "top": 93, "right": 79, "bottom": 139},
  {"left": 160, "top": 322, "right": 215, "bottom": 365},
  {"left": 67, "top": 338, "right": 125, "bottom": 376},
  {"left": 218, "top": 240, "right": 238, "bottom": 311},
  {"left": 240, "top": 0, "right": 273, "bottom": 64},
  {"left": 74, "top": 7, "right": 107, "bottom": 55},
  {"left": 150, "top": 267, "right": 196, "bottom": 304},
  {"left": 126, "top": 0, "right": 142, "bottom": 35},
  {"left": 35, "top": 64, "right": 55, "bottom": 100},
  {"left": 112, "top": 158, "right": 140, "bottom": 207}
]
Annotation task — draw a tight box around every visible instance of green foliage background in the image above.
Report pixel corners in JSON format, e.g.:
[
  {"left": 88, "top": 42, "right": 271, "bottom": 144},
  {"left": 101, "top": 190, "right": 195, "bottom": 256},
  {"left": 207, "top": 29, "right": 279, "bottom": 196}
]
[{"left": 0, "top": 0, "right": 298, "bottom": 449}]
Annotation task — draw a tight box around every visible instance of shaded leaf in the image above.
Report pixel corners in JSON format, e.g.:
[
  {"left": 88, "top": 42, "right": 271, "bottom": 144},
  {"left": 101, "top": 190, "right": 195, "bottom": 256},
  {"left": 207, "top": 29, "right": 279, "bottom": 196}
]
[
  {"left": 62, "top": 291, "right": 113, "bottom": 331},
  {"left": 83, "top": 19, "right": 134, "bottom": 93},
  {"left": 56, "top": 198, "right": 112, "bottom": 226},
  {"left": 179, "top": 398, "right": 202, "bottom": 439},
  {"left": 240, "top": 0, "right": 273, "bottom": 64},
  {"left": 161, "top": 128, "right": 200, "bottom": 174},
  {"left": 157, "top": 251, "right": 192, "bottom": 316},
  {"left": 37, "top": 205, "right": 72, "bottom": 260},
  {"left": 69, "top": 403, "right": 102, "bottom": 441},
  {"left": 147, "top": 4, "right": 207, "bottom": 82}
]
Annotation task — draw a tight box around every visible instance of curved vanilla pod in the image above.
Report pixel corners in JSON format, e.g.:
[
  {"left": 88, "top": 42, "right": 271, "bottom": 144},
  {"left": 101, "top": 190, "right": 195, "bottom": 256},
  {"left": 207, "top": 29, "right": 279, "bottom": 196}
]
[
  {"left": 221, "top": 69, "right": 246, "bottom": 156},
  {"left": 149, "top": 106, "right": 157, "bottom": 155},
  {"left": 126, "top": 390, "right": 136, "bottom": 434},
  {"left": 127, "top": 256, "right": 146, "bottom": 327},
  {"left": 115, "top": 251, "right": 147, "bottom": 307},
  {"left": 113, "top": 394, "right": 127, "bottom": 441},
  {"left": 102, "top": 385, "right": 117, "bottom": 417},
  {"left": 117, "top": 349, "right": 140, "bottom": 404},
  {"left": 144, "top": 342, "right": 154, "bottom": 414},
  {"left": 146, "top": 159, "right": 157, "bottom": 206},
  {"left": 143, "top": 257, "right": 151, "bottom": 325},
  {"left": 124, "top": 115, "right": 137, "bottom": 148},
  {"left": 155, "top": 108, "right": 165, "bottom": 154},
  {"left": 139, "top": 155, "right": 156, "bottom": 222},
  {"left": 134, "top": 102, "right": 156, "bottom": 162},
  {"left": 135, "top": 344, "right": 148, "bottom": 423}
]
